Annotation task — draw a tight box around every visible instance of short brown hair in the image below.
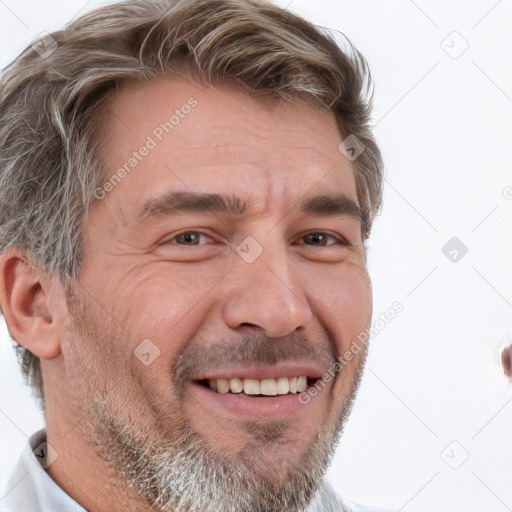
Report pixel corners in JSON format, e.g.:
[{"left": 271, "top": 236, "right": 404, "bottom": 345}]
[{"left": 0, "top": 0, "right": 384, "bottom": 410}]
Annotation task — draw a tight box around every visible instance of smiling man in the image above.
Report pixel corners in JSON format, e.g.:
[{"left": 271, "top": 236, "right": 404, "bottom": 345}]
[{"left": 0, "top": 1, "right": 388, "bottom": 511}]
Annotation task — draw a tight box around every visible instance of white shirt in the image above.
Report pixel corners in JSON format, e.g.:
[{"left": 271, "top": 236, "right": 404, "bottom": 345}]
[{"left": 0, "top": 429, "right": 396, "bottom": 511}]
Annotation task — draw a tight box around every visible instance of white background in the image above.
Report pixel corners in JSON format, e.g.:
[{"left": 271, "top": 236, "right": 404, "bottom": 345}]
[{"left": 1, "top": 0, "right": 511, "bottom": 510}]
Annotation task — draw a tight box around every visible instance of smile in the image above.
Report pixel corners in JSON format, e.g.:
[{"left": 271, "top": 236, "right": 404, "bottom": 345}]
[{"left": 201, "top": 376, "right": 310, "bottom": 396}]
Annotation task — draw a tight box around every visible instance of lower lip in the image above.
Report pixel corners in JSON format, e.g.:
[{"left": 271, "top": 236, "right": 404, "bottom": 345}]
[{"left": 191, "top": 381, "right": 318, "bottom": 418}]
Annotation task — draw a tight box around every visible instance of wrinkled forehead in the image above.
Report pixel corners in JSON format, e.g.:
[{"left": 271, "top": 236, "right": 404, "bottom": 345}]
[{"left": 91, "top": 76, "right": 359, "bottom": 228}]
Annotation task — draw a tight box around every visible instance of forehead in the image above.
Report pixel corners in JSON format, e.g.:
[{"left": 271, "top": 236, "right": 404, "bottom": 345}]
[{"left": 95, "top": 77, "right": 358, "bottom": 221}]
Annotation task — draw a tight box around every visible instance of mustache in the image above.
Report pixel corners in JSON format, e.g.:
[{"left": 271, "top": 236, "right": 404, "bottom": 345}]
[{"left": 171, "top": 330, "right": 336, "bottom": 388}]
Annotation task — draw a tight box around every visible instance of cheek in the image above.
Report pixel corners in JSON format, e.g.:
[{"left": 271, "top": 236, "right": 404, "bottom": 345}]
[
  {"left": 304, "top": 264, "right": 372, "bottom": 351},
  {"left": 113, "top": 263, "right": 223, "bottom": 345}
]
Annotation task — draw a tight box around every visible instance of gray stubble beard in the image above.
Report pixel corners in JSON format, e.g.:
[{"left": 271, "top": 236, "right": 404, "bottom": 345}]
[
  {"left": 65, "top": 290, "right": 368, "bottom": 512},
  {"left": 83, "top": 357, "right": 366, "bottom": 512}
]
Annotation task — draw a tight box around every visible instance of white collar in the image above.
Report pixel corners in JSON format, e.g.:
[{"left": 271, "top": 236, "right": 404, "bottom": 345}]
[{"left": 1, "top": 428, "right": 86, "bottom": 511}]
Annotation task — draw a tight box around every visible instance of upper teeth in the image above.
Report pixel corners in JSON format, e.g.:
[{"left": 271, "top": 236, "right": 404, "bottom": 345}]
[{"left": 208, "top": 376, "right": 308, "bottom": 395}]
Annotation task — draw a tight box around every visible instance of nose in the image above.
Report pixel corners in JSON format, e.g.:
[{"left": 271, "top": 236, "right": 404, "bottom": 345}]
[{"left": 222, "top": 239, "right": 314, "bottom": 338}]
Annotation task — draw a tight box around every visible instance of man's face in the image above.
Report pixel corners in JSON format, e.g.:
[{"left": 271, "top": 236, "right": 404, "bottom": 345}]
[{"left": 58, "top": 78, "right": 373, "bottom": 511}]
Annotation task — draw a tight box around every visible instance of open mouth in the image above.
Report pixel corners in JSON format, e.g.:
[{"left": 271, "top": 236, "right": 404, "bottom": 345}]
[{"left": 195, "top": 376, "right": 318, "bottom": 397}]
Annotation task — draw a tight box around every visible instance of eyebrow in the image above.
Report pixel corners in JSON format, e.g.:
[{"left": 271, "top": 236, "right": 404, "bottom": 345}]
[{"left": 138, "top": 191, "right": 364, "bottom": 226}]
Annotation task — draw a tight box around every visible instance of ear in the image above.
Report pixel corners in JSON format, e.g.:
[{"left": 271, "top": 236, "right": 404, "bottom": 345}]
[{"left": 0, "top": 251, "right": 62, "bottom": 359}]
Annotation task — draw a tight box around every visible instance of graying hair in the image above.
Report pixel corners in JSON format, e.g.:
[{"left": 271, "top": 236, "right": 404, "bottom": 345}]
[{"left": 0, "top": 0, "right": 384, "bottom": 410}]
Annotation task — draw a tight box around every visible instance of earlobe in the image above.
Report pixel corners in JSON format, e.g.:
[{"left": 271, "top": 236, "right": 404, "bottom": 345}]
[{"left": 0, "top": 252, "right": 62, "bottom": 360}]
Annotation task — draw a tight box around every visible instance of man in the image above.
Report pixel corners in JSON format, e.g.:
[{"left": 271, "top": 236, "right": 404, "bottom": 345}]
[{"left": 0, "top": 0, "right": 391, "bottom": 510}]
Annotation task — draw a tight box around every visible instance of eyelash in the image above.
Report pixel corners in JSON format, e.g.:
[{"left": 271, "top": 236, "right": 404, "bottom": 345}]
[{"left": 159, "top": 230, "right": 350, "bottom": 248}]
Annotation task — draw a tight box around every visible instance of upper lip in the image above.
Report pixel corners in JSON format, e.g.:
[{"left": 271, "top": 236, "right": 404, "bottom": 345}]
[{"left": 193, "top": 363, "right": 325, "bottom": 381}]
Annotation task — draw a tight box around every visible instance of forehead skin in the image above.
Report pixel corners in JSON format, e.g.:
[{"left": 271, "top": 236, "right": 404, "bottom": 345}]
[{"left": 89, "top": 77, "right": 361, "bottom": 248}]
